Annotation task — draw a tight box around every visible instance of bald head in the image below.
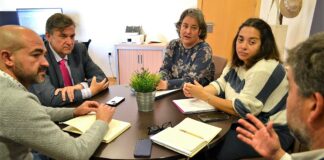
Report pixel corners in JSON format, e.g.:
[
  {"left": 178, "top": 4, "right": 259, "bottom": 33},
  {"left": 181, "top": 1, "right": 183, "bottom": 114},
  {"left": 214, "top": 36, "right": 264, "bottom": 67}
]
[
  {"left": 0, "top": 25, "right": 48, "bottom": 87},
  {"left": 0, "top": 25, "right": 42, "bottom": 53}
]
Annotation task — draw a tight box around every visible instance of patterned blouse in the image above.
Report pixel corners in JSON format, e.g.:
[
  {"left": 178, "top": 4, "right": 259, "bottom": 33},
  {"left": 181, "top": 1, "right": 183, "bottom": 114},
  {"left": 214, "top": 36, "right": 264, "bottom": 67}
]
[{"left": 159, "top": 39, "right": 215, "bottom": 89}]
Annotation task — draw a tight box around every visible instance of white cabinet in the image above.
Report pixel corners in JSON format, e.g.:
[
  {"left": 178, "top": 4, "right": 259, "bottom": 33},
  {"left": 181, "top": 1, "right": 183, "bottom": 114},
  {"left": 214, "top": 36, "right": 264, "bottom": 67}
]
[{"left": 115, "top": 44, "right": 166, "bottom": 84}]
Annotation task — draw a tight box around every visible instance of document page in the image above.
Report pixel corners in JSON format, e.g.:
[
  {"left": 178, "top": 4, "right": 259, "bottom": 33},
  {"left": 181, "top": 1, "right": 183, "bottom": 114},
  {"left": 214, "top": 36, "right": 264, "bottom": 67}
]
[
  {"left": 155, "top": 89, "right": 181, "bottom": 98},
  {"left": 62, "top": 114, "right": 131, "bottom": 143},
  {"left": 174, "top": 118, "right": 222, "bottom": 142},
  {"left": 150, "top": 118, "right": 222, "bottom": 157},
  {"left": 150, "top": 127, "right": 205, "bottom": 156},
  {"left": 173, "top": 98, "right": 216, "bottom": 114}
]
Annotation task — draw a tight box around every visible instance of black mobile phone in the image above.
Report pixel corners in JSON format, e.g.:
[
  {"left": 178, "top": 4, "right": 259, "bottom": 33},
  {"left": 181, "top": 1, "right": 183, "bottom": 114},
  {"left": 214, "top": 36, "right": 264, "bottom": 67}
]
[
  {"left": 106, "top": 96, "right": 125, "bottom": 107},
  {"left": 134, "top": 139, "right": 152, "bottom": 158},
  {"left": 198, "top": 112, "right": 230, "bottom": 122}
]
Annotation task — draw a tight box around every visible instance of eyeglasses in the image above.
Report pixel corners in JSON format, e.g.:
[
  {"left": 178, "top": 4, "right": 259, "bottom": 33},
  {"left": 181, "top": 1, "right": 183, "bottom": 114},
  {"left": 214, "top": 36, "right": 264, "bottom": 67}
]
[{"left": 147, "top": 122, "right": 173, "bottom": 135}]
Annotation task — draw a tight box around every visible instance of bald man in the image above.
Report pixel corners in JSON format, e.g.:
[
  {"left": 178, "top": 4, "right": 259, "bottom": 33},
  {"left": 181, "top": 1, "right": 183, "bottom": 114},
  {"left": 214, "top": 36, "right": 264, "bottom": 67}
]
[{"left": 0, "top": 25, "right": 115, "bottom": 160}]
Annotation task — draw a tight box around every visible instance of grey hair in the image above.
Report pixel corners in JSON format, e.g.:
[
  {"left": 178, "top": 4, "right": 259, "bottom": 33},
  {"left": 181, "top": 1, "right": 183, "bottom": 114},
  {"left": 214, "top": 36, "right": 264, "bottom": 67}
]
[
  {"left": 46, "top": 13, "right": 75, "bottom": 34},
  {"left": 175, "top": 8, "right": 207, "bottom": 40},
  {"left": 286, "top": 32, "right": 324, "bottom": 97}
]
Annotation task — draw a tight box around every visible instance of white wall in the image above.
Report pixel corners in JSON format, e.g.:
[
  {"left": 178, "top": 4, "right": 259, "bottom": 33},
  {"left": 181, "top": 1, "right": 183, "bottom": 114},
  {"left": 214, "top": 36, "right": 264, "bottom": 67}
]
[
  {"left": 0, "top": 0, "right": 197, "bottom": 77},
  {"left": 310, "top": 0, "right": 324, "bottom": 35},
  {"left": 259, "top": 0, "right": 316, "bottom": 60}
]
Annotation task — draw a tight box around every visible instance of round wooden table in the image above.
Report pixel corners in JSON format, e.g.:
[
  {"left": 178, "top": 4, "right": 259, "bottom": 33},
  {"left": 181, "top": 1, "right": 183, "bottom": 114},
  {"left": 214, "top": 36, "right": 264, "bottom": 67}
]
[{"left": 87, "top": 85, "right": 233, "bottom": 159}]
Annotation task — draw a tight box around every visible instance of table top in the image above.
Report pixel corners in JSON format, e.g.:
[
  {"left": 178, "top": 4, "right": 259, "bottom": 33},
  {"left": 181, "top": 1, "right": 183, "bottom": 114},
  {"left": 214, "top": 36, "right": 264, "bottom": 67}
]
[{"left": 86, "top": 85, "right": 233, "bottom": 159}]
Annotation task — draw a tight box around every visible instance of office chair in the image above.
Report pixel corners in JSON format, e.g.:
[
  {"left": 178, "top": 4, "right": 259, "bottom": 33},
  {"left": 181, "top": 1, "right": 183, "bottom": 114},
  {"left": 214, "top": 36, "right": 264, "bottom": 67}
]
[
  {"left": 212, "top": 55, "right": 227, "bottom": 79},
  {"left": 82, "top": 39, "right": 91, "bottom": 50}
]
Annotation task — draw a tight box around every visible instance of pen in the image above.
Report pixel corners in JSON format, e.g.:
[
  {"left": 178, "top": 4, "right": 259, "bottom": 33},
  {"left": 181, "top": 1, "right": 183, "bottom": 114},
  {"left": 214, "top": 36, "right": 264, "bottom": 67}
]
[{"left": 179, "top": 129, "right": 205, "bottom": 140}]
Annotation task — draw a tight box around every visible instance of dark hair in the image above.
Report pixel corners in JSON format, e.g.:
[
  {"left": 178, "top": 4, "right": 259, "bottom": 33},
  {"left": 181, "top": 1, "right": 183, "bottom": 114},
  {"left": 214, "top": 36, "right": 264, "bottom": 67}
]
[
  {"left": 46, "top": 13, "right": 75, "bottom": 34},
  {"left": 231, "top": 18, "right": 281, "bottom": 69},
  {"left": 286, "top": 32, "right": 324, "bottom": 97},
  {"left": 175, "top": 8, "right": 207, "bottom": 40}
]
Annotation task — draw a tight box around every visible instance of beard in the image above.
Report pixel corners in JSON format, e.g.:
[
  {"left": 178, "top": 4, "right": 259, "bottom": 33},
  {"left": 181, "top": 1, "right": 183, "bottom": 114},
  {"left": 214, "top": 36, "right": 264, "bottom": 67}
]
[
  {"left": 288, "top": 111, "right": 311, "bottom": 149},
  {"left": 13, "top": 61, "right": 47, "bottom": 86}
]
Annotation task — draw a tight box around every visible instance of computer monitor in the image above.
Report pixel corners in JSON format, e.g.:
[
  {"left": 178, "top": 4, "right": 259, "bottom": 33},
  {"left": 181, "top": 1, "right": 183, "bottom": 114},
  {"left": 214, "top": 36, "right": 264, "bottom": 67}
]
[
  {"left": 0, "top": 11, "right": 19, "bottom": 26},
  {"left": 16, "top": 8, "right": 63, "bottom": 36}
]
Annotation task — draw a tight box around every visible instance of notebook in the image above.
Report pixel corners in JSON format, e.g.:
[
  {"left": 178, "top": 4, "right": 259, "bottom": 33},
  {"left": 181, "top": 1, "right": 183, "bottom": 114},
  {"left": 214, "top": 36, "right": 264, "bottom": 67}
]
[
  {"left": 155, "top": 89, "right": 181, "bottom": 99},
  {"left": 62, "top": 114, "right": 131, "bottom": 143},
  {"left": 172, "top": 98, "right": 216, "bottom": 114},
  {"left": 150, "top": 117, "right": 222, "bottom": 157}
]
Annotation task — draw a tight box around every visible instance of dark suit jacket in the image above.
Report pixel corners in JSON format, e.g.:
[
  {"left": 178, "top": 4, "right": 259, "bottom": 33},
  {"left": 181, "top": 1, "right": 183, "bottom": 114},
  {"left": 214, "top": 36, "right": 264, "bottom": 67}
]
[{"left": 29, "top": 41, "right": 106, "bottom": 107}]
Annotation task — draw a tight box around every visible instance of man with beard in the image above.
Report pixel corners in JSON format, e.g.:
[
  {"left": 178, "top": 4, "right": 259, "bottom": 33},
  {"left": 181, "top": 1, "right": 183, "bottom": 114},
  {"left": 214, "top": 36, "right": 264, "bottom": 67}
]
[
  {"left": 236, "top": 32, "right": 324, "bottom": 160},
  {"left": 0, "top": 25, "right": 115, "bottom": 159},
  {"left": 29, "top": 13, "right": 109, "bottom": 107}
]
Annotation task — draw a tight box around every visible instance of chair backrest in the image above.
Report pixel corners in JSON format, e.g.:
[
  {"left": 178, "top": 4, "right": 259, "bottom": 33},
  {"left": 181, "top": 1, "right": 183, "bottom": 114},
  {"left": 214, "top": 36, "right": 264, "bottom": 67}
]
[
  {"left": 82, "top": 39, "right": 91, "bottom": 50},
  {"left": 212, "top": 55, "right": 227, "bottom": 79}
]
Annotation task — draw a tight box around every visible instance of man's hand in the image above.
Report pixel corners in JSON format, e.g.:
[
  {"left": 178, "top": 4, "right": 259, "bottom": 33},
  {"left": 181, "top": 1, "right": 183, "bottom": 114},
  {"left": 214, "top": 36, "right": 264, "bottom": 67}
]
[
  {"left": 73, "top": 101, "right": 115, "bottom": 123},
  {"left": 95, "top": 103, "right": 115, "bottom": 123},
  {"left": 73, "top": 101, "right": 100, "bottom": 116},
  {"left": 89, "top": 76, "right": 109, "bottom": 96},
  {"left": 156, "top": 80, "right": 168, "bottom": 90},
  {"left": 55, "top": 84, "right": 83, "bottom": 102},
  {"left": 236, "top": 113, "right": 286, "bottom": 160}
]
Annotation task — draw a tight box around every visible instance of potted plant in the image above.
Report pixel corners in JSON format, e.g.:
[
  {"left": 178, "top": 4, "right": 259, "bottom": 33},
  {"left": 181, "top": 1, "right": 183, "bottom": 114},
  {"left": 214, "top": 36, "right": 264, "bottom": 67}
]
[{"left": 130, "top": 68, "right": 161, "bottom": 112}]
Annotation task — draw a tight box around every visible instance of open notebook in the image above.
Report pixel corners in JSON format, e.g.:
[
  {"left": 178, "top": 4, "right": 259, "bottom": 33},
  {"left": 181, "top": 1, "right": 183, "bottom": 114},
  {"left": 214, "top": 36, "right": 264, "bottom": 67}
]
[
  {"left": 173, "top": 98, "right": 216, "bottom": 114},
  {"left": 62, "top": 114, "right": 131, "bottom": 143},
  {"left": 150, "top": 117, "right": 222, "bottom": 157}
]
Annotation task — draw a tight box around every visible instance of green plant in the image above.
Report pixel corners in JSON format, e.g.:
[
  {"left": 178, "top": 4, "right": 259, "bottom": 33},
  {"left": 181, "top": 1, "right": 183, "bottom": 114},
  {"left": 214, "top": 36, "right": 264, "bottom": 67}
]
[{"left": 130, "top": 68, "right": 161, "bottom": 93}]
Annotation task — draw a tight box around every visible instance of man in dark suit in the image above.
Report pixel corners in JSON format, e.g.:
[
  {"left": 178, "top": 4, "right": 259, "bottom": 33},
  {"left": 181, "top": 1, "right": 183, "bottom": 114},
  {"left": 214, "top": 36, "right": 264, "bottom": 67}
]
[{"left": 30, "top": 13, "right": 109, "bottom": 107}]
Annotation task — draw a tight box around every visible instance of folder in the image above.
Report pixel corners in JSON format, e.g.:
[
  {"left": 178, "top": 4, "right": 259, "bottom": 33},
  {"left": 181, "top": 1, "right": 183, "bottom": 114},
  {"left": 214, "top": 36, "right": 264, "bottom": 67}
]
[{"left": 155, "top": 89, "right": 181, "bottom": 99}]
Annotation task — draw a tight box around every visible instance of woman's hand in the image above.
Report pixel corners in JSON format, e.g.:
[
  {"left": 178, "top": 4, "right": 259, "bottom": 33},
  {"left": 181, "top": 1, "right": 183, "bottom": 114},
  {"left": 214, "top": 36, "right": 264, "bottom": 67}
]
[
  {"left": 156, "top": 80, "right": 168, "bottom": 90},
  {"left": 183, "top": 80, "right": 207, "bottom": 100},
  {"left": 183, "top": 83, "right": 193, "bottom": 97}
]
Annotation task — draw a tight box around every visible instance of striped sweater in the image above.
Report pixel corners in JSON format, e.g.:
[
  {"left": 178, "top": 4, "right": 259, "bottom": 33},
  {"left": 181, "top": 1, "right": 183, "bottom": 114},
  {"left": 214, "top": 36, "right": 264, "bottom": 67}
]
[{"left": 210, "top": 59, "right": 288, "bottom": 125}]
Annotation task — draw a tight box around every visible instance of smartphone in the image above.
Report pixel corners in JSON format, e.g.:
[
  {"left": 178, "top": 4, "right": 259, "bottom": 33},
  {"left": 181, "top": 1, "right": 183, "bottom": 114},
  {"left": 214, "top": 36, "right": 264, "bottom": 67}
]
[
  {"left": 198, "top": 112, "right": 230, "bottom": 122},
  {"left": 134, "top": 139, "right": 152, "bottom": 158},
  {"left": 106, "top": 96, "right": 125, "bottom": 106}
]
